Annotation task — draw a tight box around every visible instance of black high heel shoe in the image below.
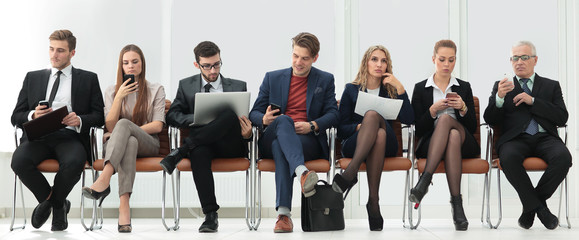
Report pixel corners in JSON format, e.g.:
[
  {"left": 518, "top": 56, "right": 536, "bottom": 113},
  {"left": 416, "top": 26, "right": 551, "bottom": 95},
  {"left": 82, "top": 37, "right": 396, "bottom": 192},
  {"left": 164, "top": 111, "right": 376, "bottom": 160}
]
[
  {"left": 331, "top": 173, "right": 358, "bottom": 200},
  {"left": 366, "top": 203, "right": 383, "bottom": 231},
  {"left": 82, "top": 186, "right": 111, "bottom": 207},
  {"left": 450, "top": 195, "right": 469, "bottom": 231},
  {"left": 409, "top": 172, "right": 433, "bottom": 208}
]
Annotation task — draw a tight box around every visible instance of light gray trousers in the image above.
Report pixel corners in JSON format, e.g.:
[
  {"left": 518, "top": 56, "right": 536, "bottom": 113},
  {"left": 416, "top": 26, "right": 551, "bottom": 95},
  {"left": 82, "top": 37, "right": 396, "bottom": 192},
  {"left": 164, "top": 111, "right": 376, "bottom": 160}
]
[{"left": 103, "top": 119, "right": 160, "bottom": 196}]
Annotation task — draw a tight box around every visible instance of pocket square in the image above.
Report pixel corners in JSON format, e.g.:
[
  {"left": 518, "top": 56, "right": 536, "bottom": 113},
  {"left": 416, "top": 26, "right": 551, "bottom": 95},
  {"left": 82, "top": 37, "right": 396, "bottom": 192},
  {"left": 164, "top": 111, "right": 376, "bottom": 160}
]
[{"left": 314, "top": 87, "right": 323, "bottom": 94}]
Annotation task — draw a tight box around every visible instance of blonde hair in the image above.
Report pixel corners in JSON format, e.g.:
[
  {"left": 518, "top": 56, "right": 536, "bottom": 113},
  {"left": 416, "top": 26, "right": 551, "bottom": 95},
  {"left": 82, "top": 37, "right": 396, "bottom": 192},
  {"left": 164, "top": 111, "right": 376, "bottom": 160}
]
[{"left": 352, "top": 45, "right": 397, "bottom": 98}]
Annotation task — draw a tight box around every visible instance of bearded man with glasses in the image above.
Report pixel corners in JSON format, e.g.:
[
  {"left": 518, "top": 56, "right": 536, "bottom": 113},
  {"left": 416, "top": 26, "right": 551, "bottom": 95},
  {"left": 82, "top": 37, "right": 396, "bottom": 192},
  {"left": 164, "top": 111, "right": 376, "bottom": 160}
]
[{"left": 161, "top": 41, "right": 252, "bottom": 232}]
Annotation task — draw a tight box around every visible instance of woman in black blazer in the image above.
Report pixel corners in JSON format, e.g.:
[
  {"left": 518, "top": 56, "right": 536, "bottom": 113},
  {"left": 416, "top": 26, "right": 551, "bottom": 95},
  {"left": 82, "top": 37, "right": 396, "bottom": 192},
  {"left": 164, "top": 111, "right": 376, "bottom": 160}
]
[
  {"left": 333, "top": 45, "right": 414, "bottom": 231},
  {"left": 409, "top": 40, "right": 479, "bottom": 231}
]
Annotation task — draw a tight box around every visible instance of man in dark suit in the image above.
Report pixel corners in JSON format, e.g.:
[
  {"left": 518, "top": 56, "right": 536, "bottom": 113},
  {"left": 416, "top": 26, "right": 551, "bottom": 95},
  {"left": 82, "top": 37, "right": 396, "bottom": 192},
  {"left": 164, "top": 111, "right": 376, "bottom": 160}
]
[
  {"left": 11, "top": 30, "right": 105, "bottom": 231},
  {"left": 249, "top": 32, "right": 339, "bottom": 233},
  {"left": 484, "top": 41, "right": 571, "bottom": 230},
  {"left": 160, "top": 41, "right": 251, "bottom": 232}
]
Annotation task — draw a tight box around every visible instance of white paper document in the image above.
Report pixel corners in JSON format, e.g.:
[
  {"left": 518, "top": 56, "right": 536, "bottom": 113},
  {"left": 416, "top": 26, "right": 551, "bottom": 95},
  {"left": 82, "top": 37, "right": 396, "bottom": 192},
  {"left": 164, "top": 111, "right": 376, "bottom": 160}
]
[{"left": 354, "top": 91, "right": 403, "bottom": 120}]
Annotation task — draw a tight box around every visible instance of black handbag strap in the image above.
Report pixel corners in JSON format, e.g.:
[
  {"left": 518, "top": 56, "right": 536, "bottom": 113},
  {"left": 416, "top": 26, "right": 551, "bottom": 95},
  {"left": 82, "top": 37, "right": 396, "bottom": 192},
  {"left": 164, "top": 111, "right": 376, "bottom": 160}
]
[{"left": 316, "top": 180, "right": 330, "bottom": 186}]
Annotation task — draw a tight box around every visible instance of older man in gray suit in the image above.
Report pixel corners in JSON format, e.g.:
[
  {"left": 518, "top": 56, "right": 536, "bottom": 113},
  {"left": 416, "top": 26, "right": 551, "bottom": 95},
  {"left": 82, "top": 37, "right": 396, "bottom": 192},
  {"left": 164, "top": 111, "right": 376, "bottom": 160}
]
[{"left": 161, "top": 41, "right": 252, "bottom": 232}]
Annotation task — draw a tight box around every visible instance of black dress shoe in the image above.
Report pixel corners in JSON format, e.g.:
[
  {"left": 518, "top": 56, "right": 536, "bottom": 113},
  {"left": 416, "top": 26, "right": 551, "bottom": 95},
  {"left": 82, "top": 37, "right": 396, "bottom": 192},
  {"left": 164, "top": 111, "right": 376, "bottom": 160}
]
[
  {"left": 31, "top": 200, "right": 52, "bottom": 229},
  {"left": 536, "top": 207, "right": 559, "bottom": 230},
  {"left": 160, "top": 147, "right": 187, "bottom": 175},
  {"left": 518, "top": 210, "right": 535, "bottom": 229},
  {"left": 199, "top": 211, "right": 218, "bottom": 232},
  {"left": 51, "top": 200, "right": 71, "bottom": 231}
]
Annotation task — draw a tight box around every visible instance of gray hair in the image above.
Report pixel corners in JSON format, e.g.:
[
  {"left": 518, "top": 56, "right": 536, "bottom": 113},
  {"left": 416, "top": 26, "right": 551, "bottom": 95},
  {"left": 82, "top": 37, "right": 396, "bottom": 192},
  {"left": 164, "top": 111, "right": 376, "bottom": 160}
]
[{"left": 512, "top": 40, "right": 537, "bottom": 56}]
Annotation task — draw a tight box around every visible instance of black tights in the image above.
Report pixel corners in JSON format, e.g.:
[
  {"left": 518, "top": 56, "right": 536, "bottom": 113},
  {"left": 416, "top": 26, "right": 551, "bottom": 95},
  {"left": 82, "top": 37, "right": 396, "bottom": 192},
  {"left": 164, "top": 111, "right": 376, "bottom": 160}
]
[
  {"left": 423, "top": 115, "right": 466, "bottom": 197},
  {"left": 342, "top": 111, "right": 387, "bottom": 216}
]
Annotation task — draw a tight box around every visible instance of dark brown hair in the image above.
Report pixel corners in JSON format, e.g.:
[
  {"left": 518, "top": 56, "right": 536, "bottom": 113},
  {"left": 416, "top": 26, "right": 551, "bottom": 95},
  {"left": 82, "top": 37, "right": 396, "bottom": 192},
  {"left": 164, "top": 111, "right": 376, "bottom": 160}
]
[
  {"left": 292, "top": 32, "right": 320, "bottom": 57},
  {"left": 49, "top": 29, "right": 76, "bottom": 51},
  {"left": 194, "top": 41, "right": 221, "bottom": 63}
]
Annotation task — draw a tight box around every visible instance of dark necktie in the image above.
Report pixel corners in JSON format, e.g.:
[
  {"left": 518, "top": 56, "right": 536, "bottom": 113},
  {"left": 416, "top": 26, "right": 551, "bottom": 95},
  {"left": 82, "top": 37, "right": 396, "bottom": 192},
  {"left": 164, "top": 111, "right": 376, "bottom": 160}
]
[
  {"left": 204, "top": 83, "right": 212, "bottom": 93},
  {"left": 48, "top": 71, "right": 62, "bottom": 105},
  {"left": 520, "top": 78, "right": 539, "bottom": 135}
]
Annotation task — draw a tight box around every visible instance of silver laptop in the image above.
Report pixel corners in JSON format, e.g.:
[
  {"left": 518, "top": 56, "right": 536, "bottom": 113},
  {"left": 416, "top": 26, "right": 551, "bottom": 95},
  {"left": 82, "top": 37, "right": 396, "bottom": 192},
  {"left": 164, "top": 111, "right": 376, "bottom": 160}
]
[{"left": 189, "top": 92, "right": 251, "bottom": 126}]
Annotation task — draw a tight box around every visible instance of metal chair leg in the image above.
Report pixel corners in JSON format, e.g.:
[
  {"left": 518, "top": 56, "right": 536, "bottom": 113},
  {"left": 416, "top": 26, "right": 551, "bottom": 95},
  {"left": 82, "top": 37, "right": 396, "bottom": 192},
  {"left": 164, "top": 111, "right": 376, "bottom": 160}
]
[
  {"left": 558, "top": 177, "right": 571, "bottom": 228},
  {"left": 244, "top": 169, "right": 254, "bottom": 230},
  {"left": 80, "top": 169, "right": 94, "bottom": 231},
  {"left": 161, "top": 170, "right": 179, "bottom": 231},
  {"left": 403, "top": 167, "right": 421, "bottom": 229},
  {"left": 253, "top": 170, "right": 262, "bottom": 230},
  {"left": 10, "top": 174, "right": 26, "bottom": 231},
  {"left": 482, "top": 168, "right": 502, "bottom": 229}
]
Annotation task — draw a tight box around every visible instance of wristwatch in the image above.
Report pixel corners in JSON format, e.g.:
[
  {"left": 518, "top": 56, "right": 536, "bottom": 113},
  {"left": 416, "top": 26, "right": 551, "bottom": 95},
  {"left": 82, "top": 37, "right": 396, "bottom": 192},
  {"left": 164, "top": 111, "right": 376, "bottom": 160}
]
[{"left": 309, "top": 121, "right": 319, "bottom": 135}]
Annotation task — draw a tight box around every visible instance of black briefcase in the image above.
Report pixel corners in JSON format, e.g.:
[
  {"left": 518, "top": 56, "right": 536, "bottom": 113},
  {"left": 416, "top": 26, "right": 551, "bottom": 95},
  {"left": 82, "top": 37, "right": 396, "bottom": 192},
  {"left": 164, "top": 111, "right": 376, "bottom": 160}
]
[{"left": 301, "top": 180, "right": 345, "bottom": 231}]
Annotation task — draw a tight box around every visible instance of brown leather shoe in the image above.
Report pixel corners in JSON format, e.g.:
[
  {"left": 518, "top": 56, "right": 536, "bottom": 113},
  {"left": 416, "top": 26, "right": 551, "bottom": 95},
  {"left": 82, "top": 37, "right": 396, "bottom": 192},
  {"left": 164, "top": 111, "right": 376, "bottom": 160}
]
[
  {"left": 274, "top": 215, "right": 293, "bottom": 233},
  {"left": 300, "top": 170, "right": 318, "bottom": 197}
]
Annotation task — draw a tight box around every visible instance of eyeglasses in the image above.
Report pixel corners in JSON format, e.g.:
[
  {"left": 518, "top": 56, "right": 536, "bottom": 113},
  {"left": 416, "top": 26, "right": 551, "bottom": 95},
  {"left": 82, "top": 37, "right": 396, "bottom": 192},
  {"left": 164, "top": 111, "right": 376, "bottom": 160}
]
[
  {"left": 510, "top": 55, "right": 535, "bottom": 62},
  {"left": 199, "top": 61, "right": 222, "bottom": 70}
]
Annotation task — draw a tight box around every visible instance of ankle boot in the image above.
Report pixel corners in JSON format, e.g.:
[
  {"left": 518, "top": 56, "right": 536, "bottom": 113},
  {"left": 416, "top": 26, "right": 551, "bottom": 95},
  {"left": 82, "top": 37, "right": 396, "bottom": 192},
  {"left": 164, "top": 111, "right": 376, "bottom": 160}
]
[
  {"left": 450, "top": 195, "right": 469, "bottom": 231},
  {"left": 409, "top": 172, "right": 432, "bottom": 204}
]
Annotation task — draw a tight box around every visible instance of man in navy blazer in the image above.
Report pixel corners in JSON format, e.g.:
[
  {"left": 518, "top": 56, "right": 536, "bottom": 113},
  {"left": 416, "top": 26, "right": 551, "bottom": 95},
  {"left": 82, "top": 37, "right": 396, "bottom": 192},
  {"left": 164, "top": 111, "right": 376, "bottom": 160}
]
[
  {"left": 484, "top": 41, "right": 571, "bottom": 230},
  {"left": 11, "top": 30, "right": 104, "bottom": 231},
  {"left": 249, "top": 32, "right": 338, "bottom": 233}
]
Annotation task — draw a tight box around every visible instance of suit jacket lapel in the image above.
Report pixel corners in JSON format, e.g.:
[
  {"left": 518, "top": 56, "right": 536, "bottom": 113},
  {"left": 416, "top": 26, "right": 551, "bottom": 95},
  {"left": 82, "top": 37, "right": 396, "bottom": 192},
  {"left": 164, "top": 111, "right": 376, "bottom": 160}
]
[
  {"left": 531, "top": 74, "right": 542, "bottom": 95},
  {"left": 40, "top": 69, "right": 51, "bottom": 99},
  {"left": 424, "top": 85, "right": 434, "bottom": 107},
  {"left": 306, "top": 68, "right": 318, "bottom": 116},
  {"left": 191, "top": 74, "right": 202, "bottom": 93},
  {"left": 70, "top": 67, "right": 78, "bottom": 110},
  {"left": 280, "top": 68, "right": 292, "bottom": 111},
  {"left": 221, "top": 74, "right": 233, "bottom": 92}
]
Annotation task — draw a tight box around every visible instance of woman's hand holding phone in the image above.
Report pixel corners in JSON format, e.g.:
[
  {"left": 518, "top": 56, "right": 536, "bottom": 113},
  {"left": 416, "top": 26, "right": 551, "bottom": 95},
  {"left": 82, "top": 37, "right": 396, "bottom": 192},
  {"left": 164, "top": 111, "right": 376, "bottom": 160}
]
[
  {"left": 115, "top": 74, "right": 138, "bottom": 100},
  {"left": 446, "top": 92, "right": 464, "bottom": 110}
]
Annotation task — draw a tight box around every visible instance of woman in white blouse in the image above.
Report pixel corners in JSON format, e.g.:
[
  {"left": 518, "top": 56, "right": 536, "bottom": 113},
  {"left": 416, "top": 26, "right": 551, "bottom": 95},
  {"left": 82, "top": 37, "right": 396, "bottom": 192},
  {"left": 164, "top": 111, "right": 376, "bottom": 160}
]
[{"left": 409, "top": 40, "right": 479, "bottom": 231}]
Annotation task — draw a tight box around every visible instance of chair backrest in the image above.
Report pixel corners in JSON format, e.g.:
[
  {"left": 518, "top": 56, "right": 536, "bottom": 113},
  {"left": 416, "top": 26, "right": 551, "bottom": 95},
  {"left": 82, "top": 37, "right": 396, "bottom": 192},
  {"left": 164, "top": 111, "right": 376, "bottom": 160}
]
[
  {"left": 472, "top": 96, "right": 481, "bottom": 157},
  {"left": 490, "top": 125, "right": 501, "bottom": 160},
  {"left": 157, "top": 99, "right": 172, "bottom": 156}
]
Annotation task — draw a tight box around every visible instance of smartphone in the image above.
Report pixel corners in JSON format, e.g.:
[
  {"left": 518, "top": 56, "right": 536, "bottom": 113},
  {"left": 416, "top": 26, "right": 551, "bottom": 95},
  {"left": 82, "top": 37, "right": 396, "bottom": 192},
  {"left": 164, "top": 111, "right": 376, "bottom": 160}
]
[
  {"left": 270, "top": 103, "right": 281, "bottom": 116},
  {"left": 123, "top": 74, "right": 135, "bottom": 85},
  {"left": 39, "top": 100, "right": 50, "bottom": 108},
  {"left": 446, "top": 92, "right": 459, "bottom": 99}
]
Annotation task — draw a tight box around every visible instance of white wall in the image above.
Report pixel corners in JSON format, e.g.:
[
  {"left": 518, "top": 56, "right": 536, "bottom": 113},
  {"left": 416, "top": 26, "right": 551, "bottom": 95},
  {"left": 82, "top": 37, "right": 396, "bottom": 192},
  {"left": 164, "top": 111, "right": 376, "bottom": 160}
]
[
  {"left": 170, "top": 0, "right": 337, "bottom": 104},
  {"left": 0, "top": 0, "right": 577, "bottom": 219}
]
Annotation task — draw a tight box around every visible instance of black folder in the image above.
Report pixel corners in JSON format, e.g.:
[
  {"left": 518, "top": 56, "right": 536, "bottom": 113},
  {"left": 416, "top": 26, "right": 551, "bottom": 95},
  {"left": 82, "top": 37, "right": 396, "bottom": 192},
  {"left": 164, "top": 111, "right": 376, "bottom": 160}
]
[{"left": 22, "top": 106, "right": 69, "bottom": 141}]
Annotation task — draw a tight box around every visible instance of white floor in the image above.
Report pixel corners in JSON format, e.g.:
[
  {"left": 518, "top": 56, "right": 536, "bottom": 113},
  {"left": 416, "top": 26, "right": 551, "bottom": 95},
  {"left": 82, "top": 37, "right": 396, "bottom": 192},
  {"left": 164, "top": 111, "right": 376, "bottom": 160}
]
[{"left": 0, "top": 217, "right": 576, "bottom": 240}]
